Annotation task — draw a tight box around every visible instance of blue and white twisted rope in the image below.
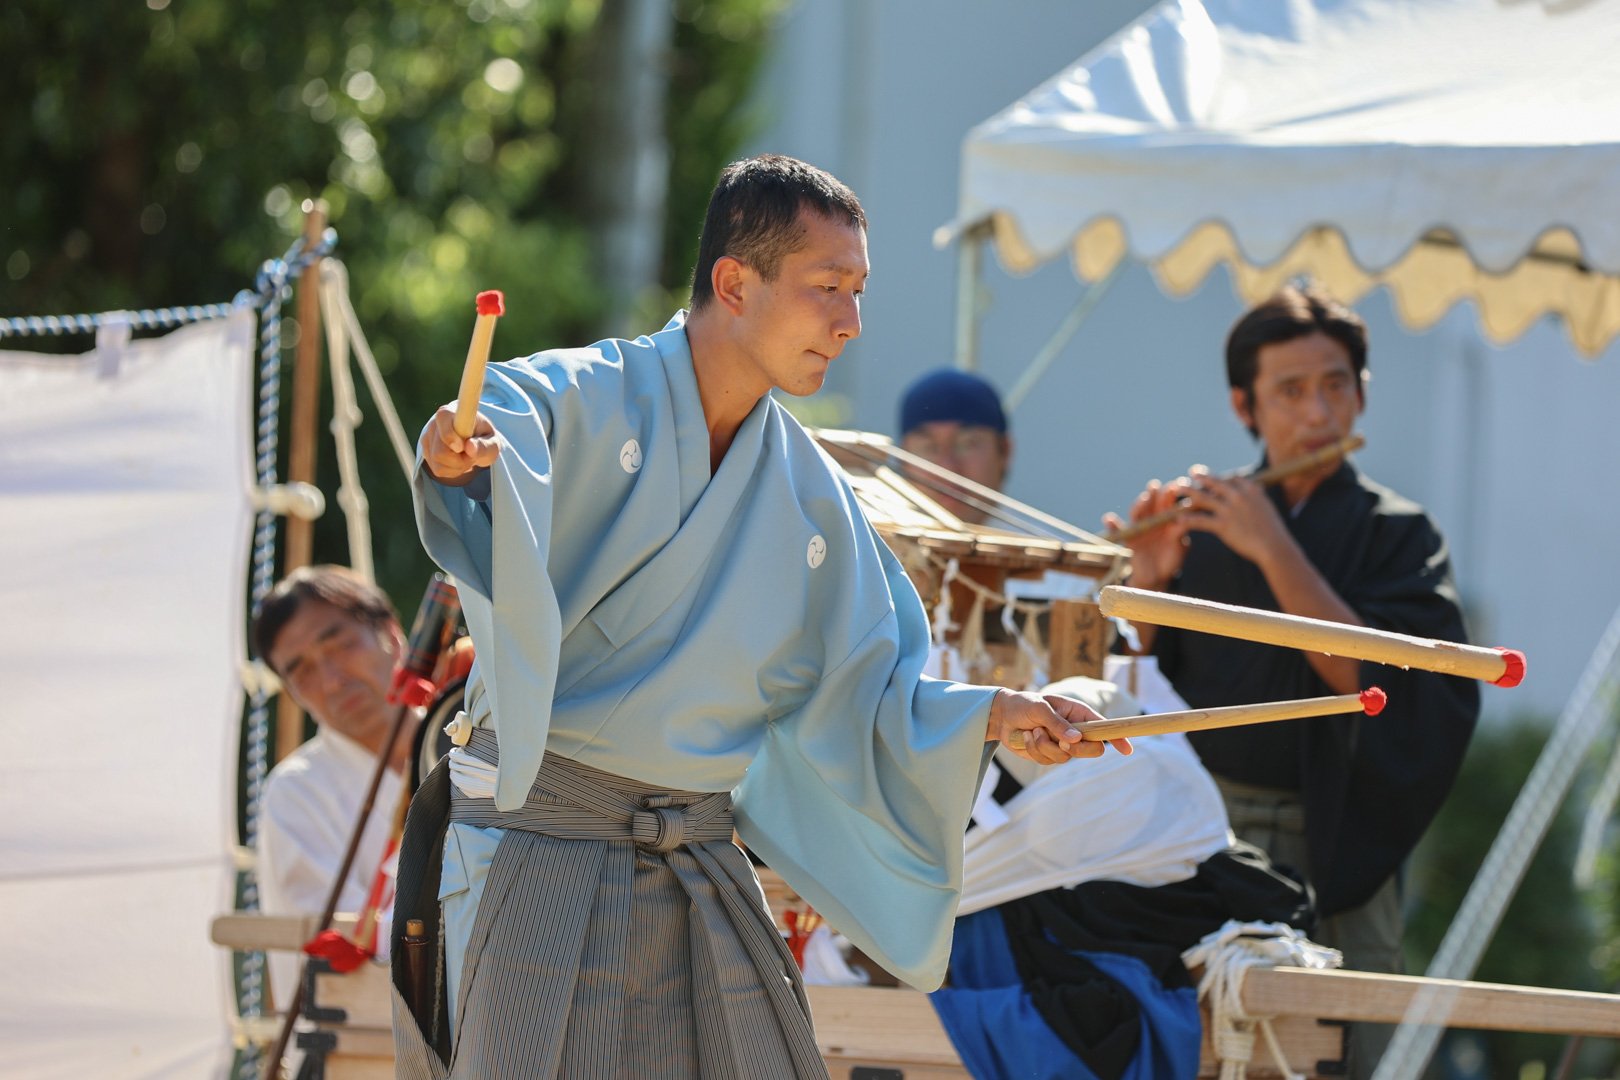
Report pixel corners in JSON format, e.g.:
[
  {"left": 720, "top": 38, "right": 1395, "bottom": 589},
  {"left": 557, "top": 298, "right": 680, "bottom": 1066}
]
[
  {"left": 236, "top": 228, "right": 337, "bottom": 1079},
  {"left": 0, "top": 302, "right": 246, "bottom": 339}
]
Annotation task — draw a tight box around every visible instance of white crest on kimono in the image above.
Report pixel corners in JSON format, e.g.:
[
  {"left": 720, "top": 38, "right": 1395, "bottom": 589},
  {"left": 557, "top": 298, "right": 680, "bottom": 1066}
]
[
  {"left": 807, "top": 534, "right": 827, "bottom": 568},
  {"left": 619, "top": 439, "right": 643, "bottom": 473}
]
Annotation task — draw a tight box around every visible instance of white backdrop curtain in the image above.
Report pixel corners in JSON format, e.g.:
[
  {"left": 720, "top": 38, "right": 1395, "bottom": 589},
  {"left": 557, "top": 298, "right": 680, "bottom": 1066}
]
[{"left": 0, "top": 310, "right": 255, "bottom": 1078}]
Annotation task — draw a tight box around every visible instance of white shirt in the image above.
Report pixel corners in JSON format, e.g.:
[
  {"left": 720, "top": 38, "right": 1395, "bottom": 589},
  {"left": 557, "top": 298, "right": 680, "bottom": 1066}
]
[
  {"left": 257, "top": 726, "right": 406, "bottom": 1005},
  {"left": 957, "top": 658, "right": 1233, "bottom": 916}
]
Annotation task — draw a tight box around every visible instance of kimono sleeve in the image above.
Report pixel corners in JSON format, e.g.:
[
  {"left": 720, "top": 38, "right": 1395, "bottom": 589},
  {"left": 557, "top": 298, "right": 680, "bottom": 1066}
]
[
  {"left": 411, "top": 363, "right": 566, "bottom": 811},
  {"left": 732, "top": 534, "right": 997, "bottom": 991}
]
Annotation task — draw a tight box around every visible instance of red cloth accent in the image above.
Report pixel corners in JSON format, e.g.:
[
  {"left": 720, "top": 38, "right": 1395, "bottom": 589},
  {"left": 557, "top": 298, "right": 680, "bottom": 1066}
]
[
  {"left": 783, "top": 908, "right": 821, "bottom": 970},
  {"left": 1493, "top": 648, "right": 1527, "bottom": 688},
  {"left": 387, "top": 671, "right": 435, "bottom": 707},
  {"left": 353, "top": 837, "right": 401, "bottom": 955},
  {"left": 1359, "top": 686, "right": 1388, "bottom": 716},
  {"left": 475, "top": 290, "right": 505, "bottom": 317},
  {"left": 303, "top": 929, "right": 369, "bottom": 974},
  {"left": 442, "top": 641, "right": 475, "bottom": 683}
]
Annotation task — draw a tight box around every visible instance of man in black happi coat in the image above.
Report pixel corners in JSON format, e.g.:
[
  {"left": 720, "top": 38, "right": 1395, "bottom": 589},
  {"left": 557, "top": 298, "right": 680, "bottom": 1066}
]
[{"left": 1108, "top": 284, "right": 1479, "bottom": 1078}]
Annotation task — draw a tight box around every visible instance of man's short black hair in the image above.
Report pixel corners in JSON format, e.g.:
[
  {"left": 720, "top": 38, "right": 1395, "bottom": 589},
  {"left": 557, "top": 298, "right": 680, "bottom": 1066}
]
[
  {"left": 1226, "top": 283, "right": 1369, "bottom": 424},
  {"left": 252, "top": 564, "right": 399, "bottom": 674},
  {"left": 688, "top": 155, "right": 866, "bottom": 311}
]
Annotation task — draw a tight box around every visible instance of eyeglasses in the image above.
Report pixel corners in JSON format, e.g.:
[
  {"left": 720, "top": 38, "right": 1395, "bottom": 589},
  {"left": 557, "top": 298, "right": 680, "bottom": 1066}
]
[{"left": 902, "top": 429, "right": 1003, "bottom": 462}]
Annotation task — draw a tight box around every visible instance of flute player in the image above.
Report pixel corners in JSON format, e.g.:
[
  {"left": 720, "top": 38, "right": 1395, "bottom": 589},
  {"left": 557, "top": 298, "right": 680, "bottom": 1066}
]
[{"left": 1105, "top": 283, "right": 1480, "bottom": 1080}]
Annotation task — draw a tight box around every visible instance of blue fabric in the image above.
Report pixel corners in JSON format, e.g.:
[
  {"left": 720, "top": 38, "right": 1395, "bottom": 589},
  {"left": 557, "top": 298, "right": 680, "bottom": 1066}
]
[
  {"left": 931, "top": 908, "right": 1202, "bottom": 1080},
  {"left": 1084, "top": 951, "right": 1201, "bottom": 1080},
  {"left": 898, "top": 368, "right": 1007, "bottom": 435}
]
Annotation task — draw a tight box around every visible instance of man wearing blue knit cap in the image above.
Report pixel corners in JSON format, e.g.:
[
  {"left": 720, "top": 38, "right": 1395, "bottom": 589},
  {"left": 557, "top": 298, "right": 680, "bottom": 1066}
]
[{"left": 898, "top": 368, "right": 1013, "bottom": 525}]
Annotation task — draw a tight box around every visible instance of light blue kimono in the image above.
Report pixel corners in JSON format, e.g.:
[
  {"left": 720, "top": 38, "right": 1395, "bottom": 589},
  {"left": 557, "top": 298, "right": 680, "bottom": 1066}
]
[{"left": 414, "top": 311, "right": 995, "bottom": 990}]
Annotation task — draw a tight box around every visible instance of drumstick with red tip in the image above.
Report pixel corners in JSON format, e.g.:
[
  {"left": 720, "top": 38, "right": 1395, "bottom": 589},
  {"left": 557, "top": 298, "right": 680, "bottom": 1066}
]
[
  {"left": 453, "top": 290, "right": 506, "bottom": 439},
  {"left": 1008, "top": 688, "right": 1386, "bottom": 749},
  {"left": 1099, "top": 585, "right": 1526, "bottom": 687}
]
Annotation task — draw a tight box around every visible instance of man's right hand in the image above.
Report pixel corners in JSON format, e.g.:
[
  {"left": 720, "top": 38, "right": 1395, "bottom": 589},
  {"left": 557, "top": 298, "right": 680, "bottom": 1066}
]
[
  {"left": 421, "top": 403, "right": 500, "bottom": 486},
  {"left": 1104, "top": 476, "right": 1193, "bottom": 592}
]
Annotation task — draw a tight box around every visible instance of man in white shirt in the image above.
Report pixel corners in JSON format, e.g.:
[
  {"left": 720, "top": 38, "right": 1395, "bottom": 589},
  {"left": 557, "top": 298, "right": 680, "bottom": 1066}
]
[{"left": 251, "top": 565, "right": 417, "bottom": 1005}]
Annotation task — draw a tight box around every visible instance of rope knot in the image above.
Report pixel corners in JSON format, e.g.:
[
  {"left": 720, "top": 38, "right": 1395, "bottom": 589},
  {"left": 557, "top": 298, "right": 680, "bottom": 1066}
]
[
  {"left": 1182, "top": 919, "right": 1343, "bottom": 1080},
  {"left": 1213, "top": 1020, "right": 1256, "bottom": 1065},
  {"left": 632, "top": 796, "right": 688, "bottom": 852}
]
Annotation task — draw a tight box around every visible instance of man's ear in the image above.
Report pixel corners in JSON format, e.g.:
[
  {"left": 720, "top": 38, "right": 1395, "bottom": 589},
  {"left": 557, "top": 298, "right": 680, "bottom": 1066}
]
[
  {"left": 1229, "top": 386, "right": 1257, "bottom": 436},
  {"left": 711, "top": 255, "right": 750, "bottom": 316},
  {"left": 382, "top": 621, "right": 405, "bottom": 660}
]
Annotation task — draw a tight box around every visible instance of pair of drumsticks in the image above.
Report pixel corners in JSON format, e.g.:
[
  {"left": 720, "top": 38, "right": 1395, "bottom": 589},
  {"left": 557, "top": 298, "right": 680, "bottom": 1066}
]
[
  {"left": 1009, "top": 584, "right": 1525, "bottom": 749},
  {"left": 446, "top": 292, "right": 1525, "bottom": 753}
]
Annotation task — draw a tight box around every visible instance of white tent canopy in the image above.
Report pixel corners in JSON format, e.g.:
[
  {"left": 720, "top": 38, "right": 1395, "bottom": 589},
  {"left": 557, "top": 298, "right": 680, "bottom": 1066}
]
[{"left": 945, "top": 0, "right": 1620, "bottom": 356}]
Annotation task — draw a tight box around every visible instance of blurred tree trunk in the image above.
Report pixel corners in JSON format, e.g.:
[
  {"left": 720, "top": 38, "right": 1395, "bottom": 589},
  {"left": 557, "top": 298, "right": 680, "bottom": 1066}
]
[{"left": 582, "top": 0, "right": 674, "bottom": 339}]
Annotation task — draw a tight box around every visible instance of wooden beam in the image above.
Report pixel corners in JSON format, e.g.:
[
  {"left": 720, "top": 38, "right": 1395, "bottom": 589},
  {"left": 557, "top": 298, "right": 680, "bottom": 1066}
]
[
  {"left": 209, "top": 912, "right": 358, "bottom": 952},
  {"left": 1241, "top": 967, "right": 1620, "bottom": 1038},
  {"left": 285, "top": 198, "right": 328, "bottom": 575},
  {"left": 276, "top": 198, "right": 328, "bottom": 765},
  {"left": 804, "top": 983, "right": 1343, "bottom": 1078},
  {"left": 806, "top": 985, "right": 964, "bottom": 1068}
]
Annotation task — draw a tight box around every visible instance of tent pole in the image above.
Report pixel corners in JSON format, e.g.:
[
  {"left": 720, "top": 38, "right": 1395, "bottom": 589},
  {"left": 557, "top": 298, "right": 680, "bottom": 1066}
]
[
  {"left": 1372, "top": 598, "right": 1620, "bottom": 1080},
  {"left": 954, "top": 222, "right": 988, "bottom": 372},
  {"left": 1003, "top": 263, "right": 1122, "bottom": 412}
]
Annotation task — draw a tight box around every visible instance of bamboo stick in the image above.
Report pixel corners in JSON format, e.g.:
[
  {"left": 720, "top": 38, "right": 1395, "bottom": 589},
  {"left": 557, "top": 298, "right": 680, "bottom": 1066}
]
[
  {"left": 1008, "top": 688, "right": 1383, "bottom": 749},
  {"left": 1098, "top": 585, "right": 1525, "bottom": 686}
]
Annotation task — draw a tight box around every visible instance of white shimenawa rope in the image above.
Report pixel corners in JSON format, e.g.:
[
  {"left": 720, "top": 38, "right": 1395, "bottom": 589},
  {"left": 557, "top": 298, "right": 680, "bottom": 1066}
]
[
  {"left": 923, "top": 551, "right": 1056, "bottom": 624},
  {"left": 314, "top": 259, "right": 420, "bottom": 585},
  {"left": 320, "top": 260, "right": 376, "bottom": 582},
  {"left": 924, "top": 554, "right": 1058, "bottom": 687},
  {"left": 318, "top": 260, "right": 415, "bottom": 482},
  {"left": 930, "top": 557, "right": 960, "bottom": 649},
  {"left": 1181, "top": 920, "right": 1343, "bottom": 1080}
]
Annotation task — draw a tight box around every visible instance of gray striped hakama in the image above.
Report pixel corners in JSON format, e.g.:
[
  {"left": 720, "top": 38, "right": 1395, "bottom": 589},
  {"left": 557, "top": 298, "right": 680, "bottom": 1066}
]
[{"left": 390, "top": 730, "right": 827, "bottom": 1079}]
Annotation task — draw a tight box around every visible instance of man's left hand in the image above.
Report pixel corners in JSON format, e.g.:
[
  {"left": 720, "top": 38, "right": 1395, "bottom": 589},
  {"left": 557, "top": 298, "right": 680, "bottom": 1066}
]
[{"left": 1179, "top": 468, "right": 1294, "bottom": 567}]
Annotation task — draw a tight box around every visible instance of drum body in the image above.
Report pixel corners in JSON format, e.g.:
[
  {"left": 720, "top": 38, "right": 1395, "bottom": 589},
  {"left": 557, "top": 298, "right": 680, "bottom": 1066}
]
[{"left": 410, "top": 676, "right": 466, "bottom": 790}]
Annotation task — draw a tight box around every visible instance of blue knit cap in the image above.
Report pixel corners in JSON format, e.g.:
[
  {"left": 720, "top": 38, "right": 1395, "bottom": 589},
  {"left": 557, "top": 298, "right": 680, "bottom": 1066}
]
[{"left": 898, "top": 368, "right": 1007, "bottom": 436}]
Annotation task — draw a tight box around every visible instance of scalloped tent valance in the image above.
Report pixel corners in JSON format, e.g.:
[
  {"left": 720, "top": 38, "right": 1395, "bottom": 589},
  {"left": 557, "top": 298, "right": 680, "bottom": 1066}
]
[{"left": 946, "top": 0, "right": 1620, "bottom": 356}]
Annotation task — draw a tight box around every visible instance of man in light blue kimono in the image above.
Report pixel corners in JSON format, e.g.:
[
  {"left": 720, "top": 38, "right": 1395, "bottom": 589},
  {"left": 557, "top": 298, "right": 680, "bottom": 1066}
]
[{"left": 390, "top": 154, "right": 1129, "bottom": 1079}]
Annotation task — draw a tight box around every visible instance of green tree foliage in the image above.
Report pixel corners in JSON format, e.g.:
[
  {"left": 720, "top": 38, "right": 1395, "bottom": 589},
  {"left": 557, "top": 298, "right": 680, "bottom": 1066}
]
[
  {"left": 1405, "top": 721, "right": 1617, "bottom": 1077},
  {"left": 1, "top": 0, "right": 781, "bottom": 609}
]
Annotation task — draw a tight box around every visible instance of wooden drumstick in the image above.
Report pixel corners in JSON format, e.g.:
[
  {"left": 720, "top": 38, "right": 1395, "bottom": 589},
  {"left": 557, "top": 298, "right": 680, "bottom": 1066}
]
[
  {"left": 1106, "top": 434, "right": 1366, "bottom": 543},
  {"left": 453, "top": 290, "right": 506, "bottom": 438},
  {"left": 1099, "top": 585, "right": 1526, "bottom": 687},
  {"left": 1008, "top": 687, "right": 1386, "bottom": 749}
]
